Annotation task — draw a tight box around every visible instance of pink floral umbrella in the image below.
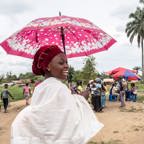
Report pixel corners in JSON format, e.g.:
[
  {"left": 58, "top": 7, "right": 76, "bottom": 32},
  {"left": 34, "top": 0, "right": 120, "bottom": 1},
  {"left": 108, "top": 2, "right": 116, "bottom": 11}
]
[{"left": 0, "top": 15, "right": 116, "bottom": 59}]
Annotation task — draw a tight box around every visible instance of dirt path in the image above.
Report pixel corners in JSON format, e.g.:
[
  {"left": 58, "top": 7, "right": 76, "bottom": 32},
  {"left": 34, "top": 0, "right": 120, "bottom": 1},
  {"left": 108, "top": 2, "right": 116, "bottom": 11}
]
[
  {"left": 94, "top": 102, "right": 144, "bottom": 144},
  {"left": 0, "top": 100, "right": 144, "bottom": 144}
]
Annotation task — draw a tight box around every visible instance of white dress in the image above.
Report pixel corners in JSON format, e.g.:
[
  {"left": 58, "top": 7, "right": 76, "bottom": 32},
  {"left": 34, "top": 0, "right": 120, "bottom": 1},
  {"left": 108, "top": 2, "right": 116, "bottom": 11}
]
[{"left": 11, "top": 77, "right": 103, "bottom": 144}]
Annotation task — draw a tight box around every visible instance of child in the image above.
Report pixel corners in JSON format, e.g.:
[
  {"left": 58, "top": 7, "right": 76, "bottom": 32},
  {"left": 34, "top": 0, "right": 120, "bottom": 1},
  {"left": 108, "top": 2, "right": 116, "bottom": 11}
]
[
  {"left": 23, "top": 83, "right": 31, "bottom": 105},
  {"left": 1, "top": 84, "right": 14, "bottom": 113},
  {"left": 130, "top": 83, "right": 137, "bottom": 102}
]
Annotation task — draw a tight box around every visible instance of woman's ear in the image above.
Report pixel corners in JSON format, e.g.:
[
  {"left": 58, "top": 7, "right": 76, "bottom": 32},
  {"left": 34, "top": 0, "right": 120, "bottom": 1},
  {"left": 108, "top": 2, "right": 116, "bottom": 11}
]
[
  {"left": 47, "top": 64, "right": 51, "bottom": 72},
  {"left": 47, "top": 67, "right": 51, "bottom": 72}
]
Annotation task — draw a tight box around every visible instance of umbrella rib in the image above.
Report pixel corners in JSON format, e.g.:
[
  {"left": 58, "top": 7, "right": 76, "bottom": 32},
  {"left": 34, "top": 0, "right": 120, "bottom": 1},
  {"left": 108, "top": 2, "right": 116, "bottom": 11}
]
[
  {"left": 66, "top": 27, "right": 89, "bottom": 56},
  {"left": 66, "top": 27, "right": 82, "bottom": 47}
]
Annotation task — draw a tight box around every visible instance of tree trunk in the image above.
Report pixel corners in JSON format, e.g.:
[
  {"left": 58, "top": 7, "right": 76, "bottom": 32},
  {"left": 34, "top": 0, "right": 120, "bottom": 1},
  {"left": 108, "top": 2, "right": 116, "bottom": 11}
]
[{"left": 142, "top": 41, "right": 144, "bottom": 80}]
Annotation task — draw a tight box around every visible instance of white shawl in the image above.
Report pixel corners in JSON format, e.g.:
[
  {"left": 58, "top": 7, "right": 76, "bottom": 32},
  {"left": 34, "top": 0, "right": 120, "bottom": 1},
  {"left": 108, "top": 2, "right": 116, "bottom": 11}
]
[{"left": 11, "top": 77, "right": 103, "bottom": 144}]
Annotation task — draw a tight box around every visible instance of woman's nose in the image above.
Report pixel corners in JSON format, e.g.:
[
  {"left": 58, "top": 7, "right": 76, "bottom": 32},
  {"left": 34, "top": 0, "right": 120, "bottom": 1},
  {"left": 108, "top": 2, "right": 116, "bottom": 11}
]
[{"left": 64, "top": 62, "right": 69, "bottom": 69}]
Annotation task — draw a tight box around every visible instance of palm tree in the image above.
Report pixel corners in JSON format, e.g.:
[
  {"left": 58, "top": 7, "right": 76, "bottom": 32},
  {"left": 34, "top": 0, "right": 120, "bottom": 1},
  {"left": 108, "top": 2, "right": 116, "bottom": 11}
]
[{"left": 125, "top": 2, "right": 144, "bottom": 79}]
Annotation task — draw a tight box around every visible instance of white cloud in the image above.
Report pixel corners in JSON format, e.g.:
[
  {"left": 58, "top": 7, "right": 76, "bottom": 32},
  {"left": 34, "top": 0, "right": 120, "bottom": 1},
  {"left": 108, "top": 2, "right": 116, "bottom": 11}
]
[
  {"left": 0, "top": 0, "right": 32, "bottom": 15},
  {"left": 0, "top": 0, "right": 142, "bottom": 75}
]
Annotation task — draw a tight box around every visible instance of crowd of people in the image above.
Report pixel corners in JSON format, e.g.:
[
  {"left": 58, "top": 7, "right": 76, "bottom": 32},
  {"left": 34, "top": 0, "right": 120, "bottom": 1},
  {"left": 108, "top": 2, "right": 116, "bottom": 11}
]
[
  {"left": 69, "top": 78, "right": 107, "bottom": 112},
  {"left": 0, "top": 76, "right": 138, "bottom": 114},
  {"left": 69, "top": 77, "right": 138, "bottom": 113},
  {"left": 109, "top": 78, "right": 137, "bottom": 105}
]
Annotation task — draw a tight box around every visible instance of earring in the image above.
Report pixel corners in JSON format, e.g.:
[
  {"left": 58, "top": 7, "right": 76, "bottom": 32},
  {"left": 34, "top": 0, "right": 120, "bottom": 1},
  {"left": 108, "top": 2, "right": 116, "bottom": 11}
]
[{"left": 47, "top": 68, "right": 51, "bottom": 72}]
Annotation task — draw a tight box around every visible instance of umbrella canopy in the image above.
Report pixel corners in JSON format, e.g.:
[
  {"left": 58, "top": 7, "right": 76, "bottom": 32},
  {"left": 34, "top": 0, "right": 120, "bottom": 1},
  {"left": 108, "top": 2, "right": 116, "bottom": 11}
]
[
  {"left": 112, "top": 69, "right": 141, "bottom": 81},
  {"left": 0, "top": 15, "right": 116, "bottom": 59},
  {"left": 106, "top": 67, "right": 137, "bottom": 75}
]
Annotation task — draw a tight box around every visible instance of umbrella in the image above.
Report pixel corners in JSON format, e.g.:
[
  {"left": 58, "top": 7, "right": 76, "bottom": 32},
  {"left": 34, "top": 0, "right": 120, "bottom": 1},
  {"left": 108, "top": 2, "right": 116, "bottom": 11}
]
[
  {"left": 106, "top": 67, "right": 137, "bottom": 75},
  {"left": 112, "top": 69, "right": 141, "bottom": 81},
  {"left": 0, "top": 15, "right": 116, "bottom": 59}
]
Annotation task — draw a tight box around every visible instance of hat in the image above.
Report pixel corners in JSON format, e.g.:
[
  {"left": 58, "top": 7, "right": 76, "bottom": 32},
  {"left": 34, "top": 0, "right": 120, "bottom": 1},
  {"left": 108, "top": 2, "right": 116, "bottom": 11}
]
[
  {"left": 32, "top": 45, "right": 63, "bottom": 75},
  {"left": 95, "top": 78, "right": 102, "bottom": 83}
]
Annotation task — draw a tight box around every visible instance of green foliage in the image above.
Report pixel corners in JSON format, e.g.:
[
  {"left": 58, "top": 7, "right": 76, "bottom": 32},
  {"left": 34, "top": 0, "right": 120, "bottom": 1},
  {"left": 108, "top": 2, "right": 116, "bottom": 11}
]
[
  {"left": 126, "top": 6, "right": 144, "bottom": 46},
  {"left": 72, "top": 70, "right": 83, "bottom": 82},
  {"left": 125, "top": 2, "right": 144, "bottom": 79},
  {"left": 0, "top": 74, "right": 5, "bottom": 83},
  {"left": 99, "top": 72, "right": 110, "bottom": 79},
  {"left": 18, "top": 72, "right": 34, "bottom": 80},
  {"left": 88, "top": 139, "right": 122, "bottom": 144},
  {"left": 68, "top": 65, "right": 75, "bottom": 82},
  {"left": 140, "top": 0, "right": 144, "bottom": 4},
  {"left": 9, "top": 85, "right": 23, "bottom": 100},
  {"left": 81, "top": 56, "right": 97, "bottom": 83}
]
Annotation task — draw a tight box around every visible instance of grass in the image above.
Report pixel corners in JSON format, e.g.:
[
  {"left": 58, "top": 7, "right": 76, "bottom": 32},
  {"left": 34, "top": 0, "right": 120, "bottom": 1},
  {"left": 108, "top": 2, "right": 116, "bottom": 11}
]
[
  {"left": 88, "top": 139, "right": 123, "bottom": 144},
  {"left": 137, "top": 95, "right": 144, "bottom": 103},
  {"left": 9, "top": 85, "right": 23, "bottom": 100}
]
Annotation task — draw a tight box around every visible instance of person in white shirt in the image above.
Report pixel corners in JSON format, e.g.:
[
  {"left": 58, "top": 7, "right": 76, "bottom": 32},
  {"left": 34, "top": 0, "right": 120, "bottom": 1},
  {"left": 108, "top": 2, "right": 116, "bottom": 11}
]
[{"left": 11, "top": 45, "right": 103, "bottom": 144}]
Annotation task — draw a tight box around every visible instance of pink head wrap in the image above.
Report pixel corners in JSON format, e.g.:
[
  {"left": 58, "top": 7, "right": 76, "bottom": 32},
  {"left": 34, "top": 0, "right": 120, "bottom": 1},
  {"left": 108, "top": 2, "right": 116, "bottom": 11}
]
[{"left": 32, "top": 45, "right": 63, "bottom": 75}]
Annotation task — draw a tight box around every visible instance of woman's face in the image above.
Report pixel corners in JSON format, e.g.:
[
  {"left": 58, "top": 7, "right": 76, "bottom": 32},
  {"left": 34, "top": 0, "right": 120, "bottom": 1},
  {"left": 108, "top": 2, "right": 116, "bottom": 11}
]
[{"left": 48, "top": 53, "right": 69, "bottom": 80}]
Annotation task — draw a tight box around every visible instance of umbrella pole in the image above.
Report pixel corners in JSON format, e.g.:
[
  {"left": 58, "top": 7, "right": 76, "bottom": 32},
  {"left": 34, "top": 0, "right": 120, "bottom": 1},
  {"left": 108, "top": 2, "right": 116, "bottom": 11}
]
[
  {"left": 59, "top": 11, "right": 66, "bottom": 55},
  {"left": 60, "top": 27, "right": 66, "bottom": 55}
]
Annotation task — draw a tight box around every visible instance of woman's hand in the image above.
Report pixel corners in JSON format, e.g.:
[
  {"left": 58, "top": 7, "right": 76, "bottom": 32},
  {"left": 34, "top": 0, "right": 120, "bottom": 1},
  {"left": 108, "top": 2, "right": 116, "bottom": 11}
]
[{"left": 80, "top": 89, "right": 90, "bottom": 100}]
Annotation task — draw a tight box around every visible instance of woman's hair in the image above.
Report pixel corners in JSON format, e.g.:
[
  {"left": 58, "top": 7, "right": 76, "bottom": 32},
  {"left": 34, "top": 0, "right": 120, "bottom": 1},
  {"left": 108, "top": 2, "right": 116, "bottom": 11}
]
[
  {"left": 131, "top": 83, "right": 135, "bottom": 87},
  {"left": 32, "top": 45, "right": 63, "bottom": 76},
  {"left": 76, "top": 80, "right": 82, "bottom": 86}
]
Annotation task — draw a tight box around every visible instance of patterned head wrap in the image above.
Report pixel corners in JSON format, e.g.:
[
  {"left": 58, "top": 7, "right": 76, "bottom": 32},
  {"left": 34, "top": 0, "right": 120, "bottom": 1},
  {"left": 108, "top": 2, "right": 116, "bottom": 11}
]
[{"left": 32, "top": 45, "right": 63, "bottom": 75}]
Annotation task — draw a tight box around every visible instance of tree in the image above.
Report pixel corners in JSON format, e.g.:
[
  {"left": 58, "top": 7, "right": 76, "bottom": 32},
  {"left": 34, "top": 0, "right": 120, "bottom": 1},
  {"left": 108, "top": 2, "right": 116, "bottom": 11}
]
[
  {"left": 81, "top": 56, "right": 97, "bottom": 83},
  {"left": 125, "top": 1, "right": 144, "bottom": 79},
  {"left": 18, "top": 72, "right": 34, "bottom": 80},
  {"left": 6, "top": 72, "right": 13, "bottom": 81},
  {"left": 72, "top": 70, "right": 81, "bottom": 82},
  {"left": 68, "top": 65, "right": 75, "bottom": 83},
  {"left": 0, "top": 74, "right": 4, "bottom": 83}
]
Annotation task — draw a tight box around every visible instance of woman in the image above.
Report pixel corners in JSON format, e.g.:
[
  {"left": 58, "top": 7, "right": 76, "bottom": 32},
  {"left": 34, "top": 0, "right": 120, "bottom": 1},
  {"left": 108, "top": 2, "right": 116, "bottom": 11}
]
[
  {"left": 101, "top": 82, "right": 106, "bottom": 108},
  {"left": 11, "top": 45, "right": 103, "bottom": 144},
  {"left": 23, "top": 83, "right": 32, "bottom": 105},
  {"left": 76, "top": 80, "right": 83, "bottom": 94},
  {"left": 91, "top": 78, "right": 103, "bottom": 112}
]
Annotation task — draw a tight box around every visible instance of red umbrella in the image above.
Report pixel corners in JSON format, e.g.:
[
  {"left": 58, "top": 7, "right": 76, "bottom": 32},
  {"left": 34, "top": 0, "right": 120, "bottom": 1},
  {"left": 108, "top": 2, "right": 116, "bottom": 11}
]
[
  {"left": 109, "top": 68, "right": 141, "bottom": 81},
  {"left": 106, "top": 67, "right": 136, "bottom": 75},
  {"left": 0, "top": 15, "right": 116, "bottom": 59}
]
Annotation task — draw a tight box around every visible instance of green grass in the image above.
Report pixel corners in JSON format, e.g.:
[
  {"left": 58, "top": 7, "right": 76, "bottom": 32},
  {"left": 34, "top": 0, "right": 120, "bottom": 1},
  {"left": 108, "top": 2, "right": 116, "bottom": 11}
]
[
  {"left": 137, "top": 94, "right": 144, "bottom": 103},
  {"left": 10, "top": 85, "right": 23, "bottom": 100},
  {"left": 88, "top": 139, "right": 123, "bottom": 144}
]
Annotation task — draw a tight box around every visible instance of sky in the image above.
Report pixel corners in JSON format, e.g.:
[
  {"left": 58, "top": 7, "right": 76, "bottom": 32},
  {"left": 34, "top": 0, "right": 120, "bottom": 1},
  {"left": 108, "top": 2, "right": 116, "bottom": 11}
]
[{"left": 0, "top": 0, "right": 141, "bottom": 76}]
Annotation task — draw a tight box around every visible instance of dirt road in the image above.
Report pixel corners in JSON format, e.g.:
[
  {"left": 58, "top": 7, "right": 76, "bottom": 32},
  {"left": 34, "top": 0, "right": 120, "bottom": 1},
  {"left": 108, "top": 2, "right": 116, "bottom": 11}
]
[{"left": 0, "top": 100, "right": 144, "bottom": 144}]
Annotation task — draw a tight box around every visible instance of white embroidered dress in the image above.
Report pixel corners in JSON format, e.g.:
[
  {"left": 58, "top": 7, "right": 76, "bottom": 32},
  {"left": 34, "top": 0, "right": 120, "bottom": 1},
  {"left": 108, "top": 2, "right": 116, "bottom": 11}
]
[{"left": 11, "top": 77, "right": 103, "bottom": 144}]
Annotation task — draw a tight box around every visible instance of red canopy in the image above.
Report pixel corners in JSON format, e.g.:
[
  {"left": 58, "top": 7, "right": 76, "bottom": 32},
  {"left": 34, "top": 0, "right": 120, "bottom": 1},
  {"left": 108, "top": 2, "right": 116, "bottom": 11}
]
[
  {"left": 112, "top": 69, "right": 140, "bottom": 80},
  {"left": 106, "top": 67, "right": 137, "bottom": 75}
]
